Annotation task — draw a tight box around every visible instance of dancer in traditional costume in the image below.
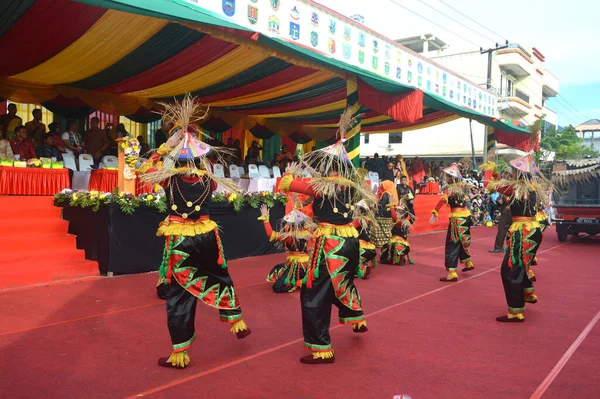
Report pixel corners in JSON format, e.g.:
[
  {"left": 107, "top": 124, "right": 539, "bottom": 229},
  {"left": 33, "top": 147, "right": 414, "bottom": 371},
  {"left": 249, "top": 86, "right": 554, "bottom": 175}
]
[
  {"left": 140, "top": 96, "right": 250, "bottom": 369},
  {"left": 430, "top": 164, "right": 475, "bottom": 282},
  {"left": 354, "top": 200, "right": 377, "bottom": 279},
  {"left": 371, "top": 180, "right": 397, "bottom": 248},
  {"left": 279, "top": 109, "right": 378, "bottom": 364},
  {"left": 487, "top": 154, "right": 551, "bottom": 323},
  {"left": 380, "top": 205, "right": 414, "bottom": 265},
  {"left": 258, "top": 204, "right": 314, "bottom": 293}
]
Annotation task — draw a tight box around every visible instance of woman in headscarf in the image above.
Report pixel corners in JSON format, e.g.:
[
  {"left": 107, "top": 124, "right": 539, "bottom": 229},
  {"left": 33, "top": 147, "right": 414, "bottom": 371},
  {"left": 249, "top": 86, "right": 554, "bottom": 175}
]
[
  {"left": 371, "top": 180, "right": 398, "bottom": 249},
  {"left": 140, "top": 96, "right": 251, "bottom": 369}
]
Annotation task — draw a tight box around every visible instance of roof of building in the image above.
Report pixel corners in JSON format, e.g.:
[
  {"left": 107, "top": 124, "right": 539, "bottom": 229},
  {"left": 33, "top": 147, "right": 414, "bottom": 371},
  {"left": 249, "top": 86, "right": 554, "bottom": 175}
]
[{"left": 576, "top": 119, "right": 600, "bottom": 131}]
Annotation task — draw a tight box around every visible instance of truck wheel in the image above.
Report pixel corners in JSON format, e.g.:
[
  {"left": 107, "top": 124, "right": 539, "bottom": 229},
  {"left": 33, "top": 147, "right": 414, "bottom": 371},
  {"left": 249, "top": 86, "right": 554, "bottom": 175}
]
[{"left": 557, "top": 226, "right": 568, "bottom": 242}]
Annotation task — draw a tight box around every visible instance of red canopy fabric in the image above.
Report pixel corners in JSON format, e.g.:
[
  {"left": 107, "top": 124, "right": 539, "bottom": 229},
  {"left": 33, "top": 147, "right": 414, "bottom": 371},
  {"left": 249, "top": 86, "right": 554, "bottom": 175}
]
[{"left": 358, "top": 80, "right": 423, "bottom": 123}]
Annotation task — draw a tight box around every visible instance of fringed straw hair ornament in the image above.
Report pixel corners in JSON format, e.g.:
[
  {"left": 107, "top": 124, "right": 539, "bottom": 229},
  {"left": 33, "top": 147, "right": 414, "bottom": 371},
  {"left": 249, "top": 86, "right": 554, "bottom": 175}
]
[
  {"left": 274, "top": 209, "right": 317, "bottom": 245},
  {"left": 299, "top": 107, "right": 378, "bottom": 209},
  {"left": 140, "top": 94, "right": 239, "bottom": 193}
]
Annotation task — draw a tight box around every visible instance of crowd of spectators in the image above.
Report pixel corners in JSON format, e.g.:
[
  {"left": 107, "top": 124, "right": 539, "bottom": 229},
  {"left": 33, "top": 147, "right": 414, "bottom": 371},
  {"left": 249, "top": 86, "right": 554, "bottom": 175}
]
[{"left": 0, "top": 104, "right": 149, "bottom": 168}]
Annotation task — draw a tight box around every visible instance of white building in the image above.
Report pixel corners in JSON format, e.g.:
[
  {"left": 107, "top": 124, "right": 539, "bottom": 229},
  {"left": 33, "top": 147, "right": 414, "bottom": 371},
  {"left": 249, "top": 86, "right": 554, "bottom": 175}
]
[
  {"left": 576, "top": 119, "right": 600, "bottom": 152},
  {"left": 360, "top": 35, "right": 560, "bottom": 160}
]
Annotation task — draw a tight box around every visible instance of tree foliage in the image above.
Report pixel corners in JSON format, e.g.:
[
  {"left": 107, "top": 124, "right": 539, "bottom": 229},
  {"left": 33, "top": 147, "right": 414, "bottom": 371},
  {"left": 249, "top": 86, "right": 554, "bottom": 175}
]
[{"left": 539, "top": 125, "right": 599, "bottom": 160}]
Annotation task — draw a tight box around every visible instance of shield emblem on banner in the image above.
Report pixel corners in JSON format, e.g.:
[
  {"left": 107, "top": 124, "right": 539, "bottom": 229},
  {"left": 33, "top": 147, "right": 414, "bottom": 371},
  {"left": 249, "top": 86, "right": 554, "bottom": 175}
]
[
  {"left": 443, "top": 86, "right": 447, "bottom": 96},
  {"left": 443, "top": 73, "right": 447, "bottom": 84},
  {"left": 418, "top": 76, "right": 422, "bottom": 87},
  {"left": 358, "top": 50, "right": 365, "bottom": 64},
  {"left": 468, "top": 98, "right": 472, "bottom": 107},
  {"left": 342, "top": 43, "right": 351, "bottom": 60},
  {"left": 328, "top": 38, "right": 336, "bottom": 54},
  {"left": 426, "top": 80, "right": 431, "bottom": 90},
  {"left": 343, "top": 26, "right": 351, "bottom": 41},
  {"left": 396, "top": 67, "right": 401, "bottom": 80},
  {"left": 449, "top": 90, "right": 454, "bottom": 99},
  {"left": 384, "top": 62, "right": 390, "bottom": 75},
  {"left": 329, "top": 20, "right": 336, "bottom": 34},
  {"left": 271, "top": 0, "right": 280, "bottom": 11},
  {"left": 223, "top": 0, "right": 235, "bottom": 16},
  {"left": 372, "top": 56, "right": 378, "bottom": 70},
  {"left": 290, "top": 22, "right": 300, "bottom": 40},
  {"left": 358, "top": 32, "right": 365, "bottom": 47},
  {"left": 435, "top": 84, "right": 439, "bottom": 93},
  {"left": 373, "top": 40, "right": 379, "bottom": 53},
  {"left": 268, "top": 16, "right": 280, "bottom": 34},
  {"left": 310, "top": 31, "right": 318, "bottom": 47},
  {"left": 407, "top": 71, "right": 412, "bottom": 83},
  {"left": 473, "top": 99, "right": 477, "bottom": 109},
  {"left": 311, "top": 12, "right": 319, "bottom": 25},
  {"left": 248, "top": 5, "right": 258, "bottom": 24},
  {"left": 385, "top": 45, "right": 391, "bottom": 60}
]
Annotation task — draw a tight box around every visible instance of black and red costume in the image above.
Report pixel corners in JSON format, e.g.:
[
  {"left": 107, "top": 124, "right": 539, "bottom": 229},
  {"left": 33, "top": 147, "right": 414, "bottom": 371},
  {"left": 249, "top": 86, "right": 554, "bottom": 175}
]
[{"left": 380, "top": 207, "right": 414, "bottom": 265}]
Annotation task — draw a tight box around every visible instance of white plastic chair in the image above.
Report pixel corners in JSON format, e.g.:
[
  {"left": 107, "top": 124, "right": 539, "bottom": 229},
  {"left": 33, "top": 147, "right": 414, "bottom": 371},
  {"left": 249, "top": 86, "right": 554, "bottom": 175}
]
[
  {"left": 102, "top": 155, "right": 118, "bottom": 168},
  {"left": 78, "top": 154, "right": 94, "bottom": 171},
  {"left": 258, "top": 165, "right": 271, "bottom": 178},
  {"left": 135, "top": 157, "right": 147, "bottom": 169},
  {"left": 62, "top": 152, "right": 77, "bottom": 171},
  {"left": 72, "top": 171, "right": 91, "bottom": 191},
  {"left": 272, "top": 165, "right": 282, "bottom": 178},
  {"left": 239, "top": 166, "right": 245, "bottom": 176},
  {"left": 248, "top": 164, "right": 260, "bottom": 178},
  {"left": 213, "top": 163, "right": 225, "bottom": 178},
  {"left": 229, "top": 165, "right": 241, "bottom": 179},
  {"left": 369, "top": 171, "right": 380, "bottom": 183},
  {"left": 205, "top": 163, "right": 212, "bottom": 173}
]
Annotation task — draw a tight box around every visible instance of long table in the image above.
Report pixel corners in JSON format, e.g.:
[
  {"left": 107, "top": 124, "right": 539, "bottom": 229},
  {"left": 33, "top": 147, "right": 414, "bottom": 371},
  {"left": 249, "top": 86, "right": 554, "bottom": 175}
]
[
  {"left": 58, "top": 202, "right": 285, "bottom": 275},
  {"left": 0, "top": 166, "right": 70, "bottom": 195}
]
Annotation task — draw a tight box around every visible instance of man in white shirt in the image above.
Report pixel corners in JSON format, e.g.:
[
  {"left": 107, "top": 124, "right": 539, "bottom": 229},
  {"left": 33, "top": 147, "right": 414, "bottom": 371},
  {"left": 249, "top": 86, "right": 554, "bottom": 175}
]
[{"left": 61, "top": 120, "right": 83, "bottom": 156}]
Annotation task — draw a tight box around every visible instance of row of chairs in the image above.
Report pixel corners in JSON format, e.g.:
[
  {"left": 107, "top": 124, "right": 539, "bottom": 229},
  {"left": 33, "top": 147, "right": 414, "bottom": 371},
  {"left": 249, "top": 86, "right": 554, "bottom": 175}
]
[
  {"left": 62, "top": 153, "right": 137, "bottom": 172},
  {"left": 213, "top": 164, "right": 282, "bottom": 179}
]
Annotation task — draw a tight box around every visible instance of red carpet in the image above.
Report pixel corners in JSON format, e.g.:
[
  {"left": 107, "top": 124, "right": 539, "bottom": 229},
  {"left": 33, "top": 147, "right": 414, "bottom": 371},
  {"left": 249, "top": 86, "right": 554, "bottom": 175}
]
[
  {"left": 0, "top": 196, "right": 99, "bottom": 289},
  {"left": 0, "top": 226, "right": 598, "bottom": 398}
]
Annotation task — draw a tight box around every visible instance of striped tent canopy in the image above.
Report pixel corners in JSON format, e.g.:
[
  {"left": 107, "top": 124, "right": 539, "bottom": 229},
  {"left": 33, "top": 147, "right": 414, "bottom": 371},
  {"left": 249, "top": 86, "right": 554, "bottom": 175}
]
[{"left": 0, "top": 0, "right": 530, "bottom": 148}]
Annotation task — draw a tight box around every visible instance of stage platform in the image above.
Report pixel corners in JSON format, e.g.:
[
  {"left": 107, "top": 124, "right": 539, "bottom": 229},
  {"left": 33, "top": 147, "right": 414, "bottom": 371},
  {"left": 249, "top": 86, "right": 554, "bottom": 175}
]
[{"left": 1, "top": 227, "right": 598, "bottom": 398}]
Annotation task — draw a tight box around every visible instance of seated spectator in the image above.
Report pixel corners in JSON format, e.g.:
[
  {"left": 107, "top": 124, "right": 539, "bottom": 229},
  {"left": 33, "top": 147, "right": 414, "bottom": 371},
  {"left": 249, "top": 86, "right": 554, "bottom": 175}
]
[
  {"left": 274, "top": 144, "right": 293, "bottom": 169},
  {"left": 0, "top": 125, "right": 14, "bottom": 159},
  {"left": 483, "top": 211, "right": 493, "bottom": 225},
  {"left": 116, "top": 123, "right": 129, "bottom": 139},
  {"left": 47, "top": 122, "right": 66, "bottom": 153},
  {"left": 137, "top": 135, "right": 150, "bottom": 155},
  {"left": 245, "top": 140, "right": 263, "bottom": 165},
  {"left": 62, "top": 120, "right": 84, "bottom": 157},
  {"left": 36, "top": 132, "right": 63, "bottom": 161},
  {"left": 10, "top": 125, "right": 37, "bottom": 161}
]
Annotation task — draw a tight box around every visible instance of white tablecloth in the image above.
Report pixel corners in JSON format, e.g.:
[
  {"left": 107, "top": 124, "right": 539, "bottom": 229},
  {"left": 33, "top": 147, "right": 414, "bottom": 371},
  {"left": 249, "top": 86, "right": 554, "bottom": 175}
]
[{"left": 214, "top": 177, "right": 276, "bottom": 193}]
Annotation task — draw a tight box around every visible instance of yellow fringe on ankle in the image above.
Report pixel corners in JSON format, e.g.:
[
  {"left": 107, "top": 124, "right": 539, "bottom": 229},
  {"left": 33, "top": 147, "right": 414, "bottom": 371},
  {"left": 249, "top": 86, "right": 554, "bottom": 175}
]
[
  {"left": 312, "top": 350, "right": 335, "bottom": 359},
  {"left": 464, "top": 260, "right": 474, "bottom": 269},
  {"left": 167, "top": 351, "right": 190, "bottom": 368},
  {"left": 353, "top": 320, "right": 367, "bottom": 330},
  {"left": 528, "top": 269, "right": 535, "bottom": 279},
  {"left": 230, "top": 319, "right": 249, "bottom": 334},
  {"left": 447, "top": 271, "right": 458, "bottom": 279},
  {"left": 525, "top": 293, "right": 537, "bottom": 302},
  {"left": 507, "top": 313, "right": 525, "bottom": 320}
]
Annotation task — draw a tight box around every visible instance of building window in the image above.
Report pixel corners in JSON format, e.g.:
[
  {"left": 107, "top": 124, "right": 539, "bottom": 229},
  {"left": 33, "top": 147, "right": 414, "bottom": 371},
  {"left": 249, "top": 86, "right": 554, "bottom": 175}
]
[
  {"left": 363, "top": 134, "right": 370, "bottom": 144},
  {"left": 389, "top": 132, "right": 403, "bottom": 144},
  {"left": 500, "top": 73, "right": 514, "bottom": 97}
]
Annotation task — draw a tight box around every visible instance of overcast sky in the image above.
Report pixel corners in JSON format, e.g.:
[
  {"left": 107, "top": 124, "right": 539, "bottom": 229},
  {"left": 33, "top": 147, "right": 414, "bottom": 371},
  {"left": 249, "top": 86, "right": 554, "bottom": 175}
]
[{"left": 315, "top": 0, "right": 599, "bottom": 127}]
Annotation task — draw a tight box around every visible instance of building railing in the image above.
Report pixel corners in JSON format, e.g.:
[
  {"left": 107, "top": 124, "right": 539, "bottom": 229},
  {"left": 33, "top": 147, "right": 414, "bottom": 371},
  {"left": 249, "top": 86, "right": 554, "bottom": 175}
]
[
  {"left": 514, "top": 89, "right": 530, "bottom": 104},
  {"left": 497, "top": 88, "right": 530, "bottom": 104}
]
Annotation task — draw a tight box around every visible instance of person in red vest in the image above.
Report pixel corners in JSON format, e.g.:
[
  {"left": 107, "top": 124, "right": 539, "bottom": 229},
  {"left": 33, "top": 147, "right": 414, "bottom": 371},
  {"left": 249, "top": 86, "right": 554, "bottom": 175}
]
[{"left": 10, "top": 125, "right": 36, "bottom": 161}]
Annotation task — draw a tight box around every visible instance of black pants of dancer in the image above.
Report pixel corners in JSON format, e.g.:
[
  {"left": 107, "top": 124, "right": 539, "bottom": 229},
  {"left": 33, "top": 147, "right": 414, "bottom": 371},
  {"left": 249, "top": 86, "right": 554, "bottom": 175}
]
[
  {"left": 494, "top": 212, "right": 511, "bottom": 250},
  {"left": 301, "top": 236, "right": 364, "bottom": 351},
  {"left": 163, "top": 231, "right": 242, "bottom": 351},
  {"left": 500, "top": 227, "right": 542, "bottom": 312},
  {"left": 166, "top": 280, "right": 242, "bottom": 351},
  {"left": 444, "top": 217, "right": 472, "bottom": 270}
]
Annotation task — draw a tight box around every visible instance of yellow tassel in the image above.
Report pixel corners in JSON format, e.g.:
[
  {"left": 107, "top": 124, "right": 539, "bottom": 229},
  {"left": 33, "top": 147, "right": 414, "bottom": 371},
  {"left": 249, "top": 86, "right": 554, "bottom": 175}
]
[
  {"left": 287, "top": 253, "right": 310, "bottom": 263},
  {"left": 464, "top": 260, "right": 474, "bottom": 269},
  {"left": 390, "top": 236, "right": 410, "bottom": 246},
  {"left": 447, "top": 271, "right": 459, "bottom": 280},
  {"left": 525, "top": 293, "right": 537, "bottom": 302},
  {"left": 359, "top": 240, "right": 376, "bottom": 250},
  {"left": 431, "top": 209, "right": 439, "bottom": 216},
  {"left": 352, "top": 320, "right": 367, "bottom": 329},
  {"left": 312, "top": 350, "right": 335, "bottom": 359},
  {"left": 507, "top": 313, "right": 525, "bottom": 320},
  {"left": 315, "top": 225, "right": 358, "bottom": 238},
  {"left": 230, "top": 319, "right": 248, "bottom": 334},
  {"left": 449, "top": 209, "right": 471, "bottom": 218},
  {"left": 257, "top": 215, "right": 269, "bottom": 221},
  {"left": 157, "top": 219, "right": 217, "bottom": 237},
  {"left": 528, "top": 269, "right": 535, "bottom": 279},
  {"left": 509, "top": 220, "right": 541, "bottom": 232},
  {"left": 166, "top": 351, "right": 190, "bottom": 368}
]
